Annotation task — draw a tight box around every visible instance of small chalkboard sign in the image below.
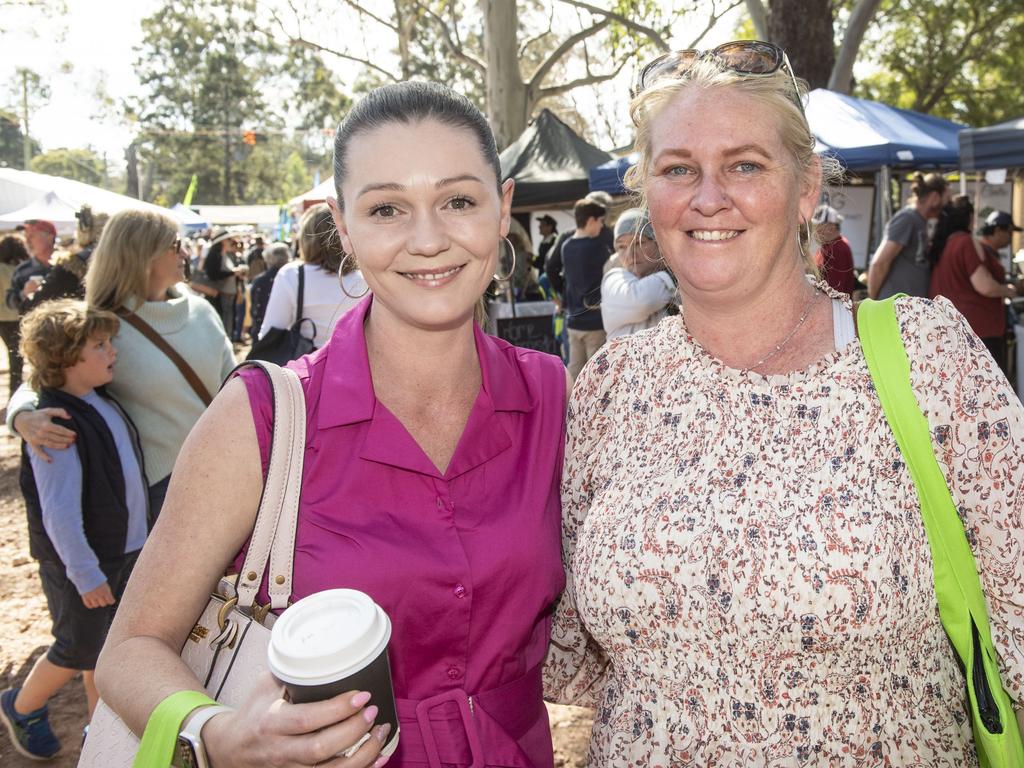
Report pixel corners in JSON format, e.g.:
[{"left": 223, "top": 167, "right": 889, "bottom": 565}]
[{"left": 496, "top": 315, "right": 558, "bottom": 355}]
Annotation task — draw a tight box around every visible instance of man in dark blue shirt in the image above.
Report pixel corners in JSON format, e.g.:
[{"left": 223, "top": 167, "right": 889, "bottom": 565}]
[{"left": 561, "top": 199, "right": 612, "bottom": 381}]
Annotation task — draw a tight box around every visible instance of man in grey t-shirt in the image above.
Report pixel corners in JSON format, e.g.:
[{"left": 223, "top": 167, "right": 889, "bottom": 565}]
[
  {"left": 873, "top": 208, "right": 930, "bottom": 299},
  {"left": 867, "top": 173, "right": 949, "bottom": 299}
]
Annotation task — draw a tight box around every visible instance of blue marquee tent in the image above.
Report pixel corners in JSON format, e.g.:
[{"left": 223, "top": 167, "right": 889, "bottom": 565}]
[
  {"left": 958, "top": 116, "right": 1024, "bottom": 170},
  {"left": 808, "top": 89, "right": 966, "bottom": 171},
  {"left": 589, "top": 89, "right": 966, "bottom": 195}
]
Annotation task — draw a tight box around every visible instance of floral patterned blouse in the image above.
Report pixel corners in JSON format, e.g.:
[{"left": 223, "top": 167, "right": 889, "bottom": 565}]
[{"left": 544, "top": 285, "right": 1024, "bottom": 767}]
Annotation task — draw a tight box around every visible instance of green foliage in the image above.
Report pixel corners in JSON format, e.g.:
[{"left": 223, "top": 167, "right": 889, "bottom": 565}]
[
  {"left": 243, "top": 141, "right": 311, "bottom": 204},
  {"left": 29, "top": 147, "right": 105, "bottom": 184},
  {"left": 858, "top": 0, "right": 1024, "bottom": 126},
  {"left": 0, "top": 110, "right": 39, "bottom": 169},
  {"left": 132, "top": 0, "right": 349, "bottom": 205}
]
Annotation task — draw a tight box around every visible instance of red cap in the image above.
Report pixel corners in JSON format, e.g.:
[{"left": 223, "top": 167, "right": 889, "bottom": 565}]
[{"left": 16, "top": 219, "right": 57, "bottom": 238}]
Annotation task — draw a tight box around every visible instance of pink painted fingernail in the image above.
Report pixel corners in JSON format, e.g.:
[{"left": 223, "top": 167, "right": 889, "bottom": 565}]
[
  {"left": 362, "top": 704, "right": 379, "bottom": 724},
  {"left": 376, "top": 723, "right": 391, "bottom": 743},
  {"left": 350, "top": 691, "right": 372, "bottom": 708}
]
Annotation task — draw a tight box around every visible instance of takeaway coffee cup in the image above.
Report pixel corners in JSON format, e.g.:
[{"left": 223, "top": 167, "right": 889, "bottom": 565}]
[{"left": 267, "top": 589, "right": 400, "bottom": 757}]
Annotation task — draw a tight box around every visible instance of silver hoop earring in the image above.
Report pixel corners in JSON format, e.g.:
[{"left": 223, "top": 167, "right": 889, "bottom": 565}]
[
  {"left": 797, "top": 217, "right": 811, "bottom": 261},
  {"left": 338, "top": 253, "right": 369, "bottom": 299},
  {"left": 493, "top": 236, "right": 516, "bottom": 282}
]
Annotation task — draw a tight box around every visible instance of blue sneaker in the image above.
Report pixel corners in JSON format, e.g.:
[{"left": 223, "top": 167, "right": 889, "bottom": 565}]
[{"left": 0, "top": 687, "right": 61, "bottom": 760}]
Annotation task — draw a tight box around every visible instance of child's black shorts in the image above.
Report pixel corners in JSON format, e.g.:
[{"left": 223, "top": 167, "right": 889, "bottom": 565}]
[{"left": 37, "top": 551, "right": 140, "bottom": 670}]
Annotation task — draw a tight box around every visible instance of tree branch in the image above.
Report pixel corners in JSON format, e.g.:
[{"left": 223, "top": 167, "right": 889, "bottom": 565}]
[
  {"left": 289, "top": 37, "right": 399, "bottom": 82},
  {"left": 556, "top": 0, "right": 669, "bottom": 50},
  {"left": 537, "top": 56, "right": 630, "bottom": 98},
  {"left": 340, "top": 0, "right": 398, "bottom": 32},
  {"left": 529, "top": 18, "right": 610, "bottom": 90},
  {"left": 411, "top": 0, "right": 486, "bottom": 75},
  {"left": 686, "top": 0, "right": 745, "bottom": 48}
]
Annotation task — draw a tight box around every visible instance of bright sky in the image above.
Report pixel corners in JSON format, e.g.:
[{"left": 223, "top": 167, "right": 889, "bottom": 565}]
[
  {"left": 2, "top": 0, "right": 161, "bottom": 159},
  {"left": 2, "top": 1, "right": 744, "bottom": 161}
]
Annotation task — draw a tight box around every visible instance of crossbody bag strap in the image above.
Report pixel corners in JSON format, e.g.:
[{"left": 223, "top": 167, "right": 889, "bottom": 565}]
[
  {"left": 227, "top": 361, "right": 306, "bottom": 610},
  {"left": 857, "top": 296, "right": 1022, "bottom": 754},
  {"left": 857, "top": 297, "right": 990, "bottom": 625},
  {"left": 116, "top": 309, "right": 213, "bottom": 406}
]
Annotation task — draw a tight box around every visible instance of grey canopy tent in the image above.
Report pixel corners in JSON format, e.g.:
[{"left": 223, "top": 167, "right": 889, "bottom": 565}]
[
  {"left": 959, "top": 116, "right": 1024, "bottom": 170},
  {"left": 500, "top": 109, "right": 613, "bottom": 210}
]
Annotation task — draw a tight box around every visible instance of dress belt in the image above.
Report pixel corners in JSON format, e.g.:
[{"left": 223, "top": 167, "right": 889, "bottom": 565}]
[{"left": 393, "top": 662, "right": 549, "bottom": 768}]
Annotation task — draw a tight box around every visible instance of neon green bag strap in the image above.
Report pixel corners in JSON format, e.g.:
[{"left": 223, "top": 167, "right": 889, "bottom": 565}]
[
  {"left": 134, "top": 690, "right": 216, "bottom": 767},
  {"left": 858, "top": 296, "right": 1023, "bottom": 768}
]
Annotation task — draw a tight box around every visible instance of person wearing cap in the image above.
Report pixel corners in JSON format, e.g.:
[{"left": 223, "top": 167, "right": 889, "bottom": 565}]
[
  {"left": 600, "top": 208, "right": 677, "bottom": 340},
  {"left": 6, "top": 220, "right": 57, "bottom": 313},
  {"left": 981, "top": 210, "right": 1022, "bottom": 258},
  {"left": 929, "top": 205, "right": 1019, "bottom": 375},
  {"left": 811, "top": 204, "right": 857, "bottom": 296},
  {"left": 23, "top": 206, "right": 110, "bottom": 313},
  {"left": 533, "top": 214, "right": 558, "bottom": 273}
]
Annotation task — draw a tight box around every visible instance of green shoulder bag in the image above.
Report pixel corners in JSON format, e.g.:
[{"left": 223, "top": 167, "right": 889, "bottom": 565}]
[{"left": 858, "top": 296, "right": 1024, "bottom": 768}]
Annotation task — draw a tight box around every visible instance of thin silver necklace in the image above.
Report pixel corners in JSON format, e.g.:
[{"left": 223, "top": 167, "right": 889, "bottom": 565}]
[{"left": 741, "top": 287, "right": 821, "bottom": 373}]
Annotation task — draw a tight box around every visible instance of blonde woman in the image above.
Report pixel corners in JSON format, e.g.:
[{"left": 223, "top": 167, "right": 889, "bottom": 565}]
[
  {"left": 545, "top": 41, "right": 1024, "bottom": 765},
  {"left": 8, "top": 209, "right": 236, "bottom": 518}
]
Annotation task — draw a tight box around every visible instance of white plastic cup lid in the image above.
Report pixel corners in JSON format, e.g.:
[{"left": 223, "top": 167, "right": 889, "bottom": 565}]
[{"left": 268, "top": 589, "right": 391, "bottom": 686}]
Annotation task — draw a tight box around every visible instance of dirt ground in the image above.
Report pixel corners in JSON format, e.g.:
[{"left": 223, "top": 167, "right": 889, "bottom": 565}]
[{"left": 0, "top": 345, "right": 593, "bottom": 767}]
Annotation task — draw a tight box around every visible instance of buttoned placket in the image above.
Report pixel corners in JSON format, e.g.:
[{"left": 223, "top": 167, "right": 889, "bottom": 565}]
[{"left": 433, "top": 480, "right": 472, "bottom": 688}]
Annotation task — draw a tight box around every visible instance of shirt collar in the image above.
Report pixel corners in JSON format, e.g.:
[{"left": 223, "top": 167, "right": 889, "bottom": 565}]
[{"left": 317, "top": 295, "right": 535, "bottom": 431}]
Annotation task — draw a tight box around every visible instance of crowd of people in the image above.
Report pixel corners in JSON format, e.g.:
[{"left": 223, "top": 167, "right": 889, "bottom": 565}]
[{"left": 0, "top": 37, "right": 1023, "bottom": 768}]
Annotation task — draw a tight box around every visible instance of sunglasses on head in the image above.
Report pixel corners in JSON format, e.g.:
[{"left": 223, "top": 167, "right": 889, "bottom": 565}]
[{"left": 634, "top": 40, "right": 804, "bottom": 113}]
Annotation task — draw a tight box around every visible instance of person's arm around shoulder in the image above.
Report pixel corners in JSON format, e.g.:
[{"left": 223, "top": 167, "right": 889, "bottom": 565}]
[
  {"left": 8, "top": 383, "right": 75, "bottom": 462},
  {"left": 95, "top": 379, "right": 386, "bottom": 768}
]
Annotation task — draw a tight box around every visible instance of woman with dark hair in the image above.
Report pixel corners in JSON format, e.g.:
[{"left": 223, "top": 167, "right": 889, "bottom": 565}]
[
  {"left": 96, "top": 81, "right": 566, "bottom": 768},
  {"left": 258, "top": 203, "right": 367, "bottom": 348},
  {"left": 0, "top": 235, "right": 30, "bottom": 392},
  {"left": 929, "top": 195, "right": 1018, "bottom": 372}
]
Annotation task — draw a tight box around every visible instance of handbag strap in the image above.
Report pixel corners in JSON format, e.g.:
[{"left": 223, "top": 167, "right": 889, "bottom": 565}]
[
  {"left": 857, "top": 296, "right": 1023, "bottom": 752},
  {"left": 116, "top": 309, "right": 213, "bottom": 406},
  {"left": 295, "top": 264, "right": 305, "bottom": 326},
  {"left": 228, "top": 361, "right": 306, "bottom": 611}
]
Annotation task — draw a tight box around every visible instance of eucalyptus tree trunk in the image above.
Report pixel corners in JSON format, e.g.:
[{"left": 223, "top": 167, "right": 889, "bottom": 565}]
[{"left": 481, "top": 0, "right": 529, "bottom": 150}]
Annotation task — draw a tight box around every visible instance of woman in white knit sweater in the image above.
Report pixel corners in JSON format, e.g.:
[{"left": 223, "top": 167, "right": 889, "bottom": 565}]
[{"left": 8, "top": 210, "right": 236, "bottom": 517}]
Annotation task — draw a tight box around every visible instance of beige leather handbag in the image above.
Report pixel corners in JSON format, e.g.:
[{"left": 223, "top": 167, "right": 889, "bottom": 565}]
[{"left": 78, "top": 362, "right": 306, "bottom": 767}]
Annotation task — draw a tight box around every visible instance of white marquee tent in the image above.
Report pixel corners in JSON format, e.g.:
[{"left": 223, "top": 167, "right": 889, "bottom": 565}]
[{"left": 0, "top": 168, "right": 172, "bottom": 234}]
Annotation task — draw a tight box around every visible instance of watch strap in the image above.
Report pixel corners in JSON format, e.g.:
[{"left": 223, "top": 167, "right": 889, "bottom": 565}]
[
  {"left": 133, "top": 690, "right": 217, "bottom": 768},
  {"left": 177, "top": 705, "right": 233, "bottom": 768}
]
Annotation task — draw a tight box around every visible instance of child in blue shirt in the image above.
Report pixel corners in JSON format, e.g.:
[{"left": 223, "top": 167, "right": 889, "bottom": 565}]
[{"left": 1, "top": 299, "right": 148, "bottom": 759}]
